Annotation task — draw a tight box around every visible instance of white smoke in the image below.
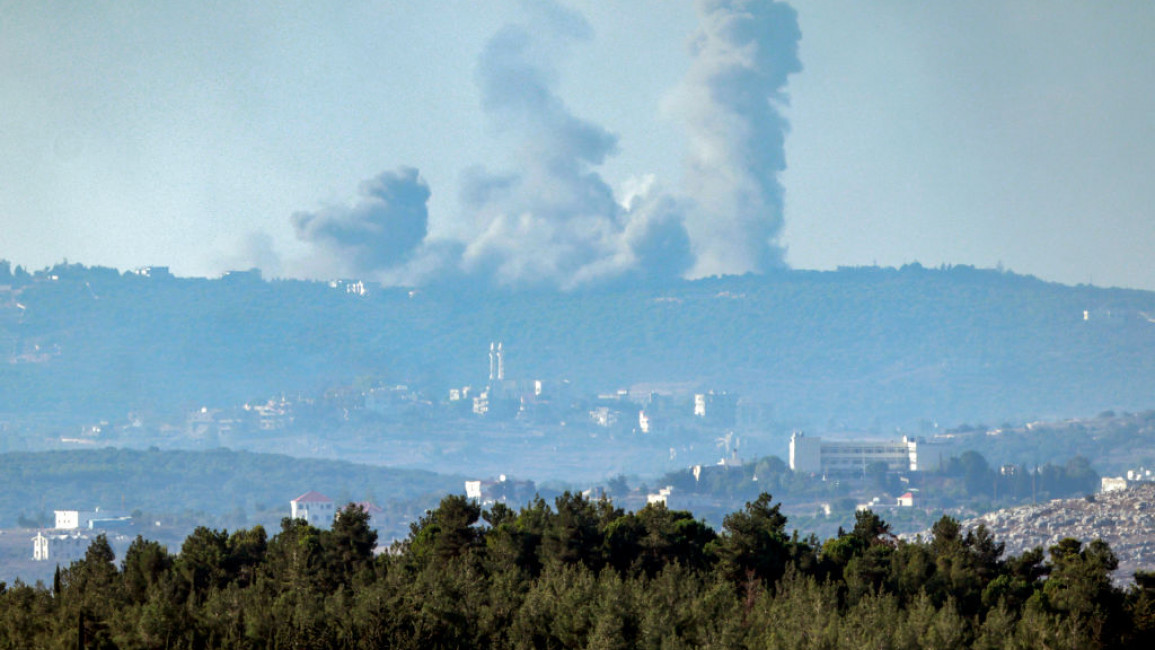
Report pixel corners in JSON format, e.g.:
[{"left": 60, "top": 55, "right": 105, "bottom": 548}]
[
  {"left": 676, "top": 0, "right": 802, "bottom": 277},
  {"left": 282, "top": 0, "right": 799, "bottom": 289},
  {"left": 455, "top": 8, "right": 694, "bottom": 289}
]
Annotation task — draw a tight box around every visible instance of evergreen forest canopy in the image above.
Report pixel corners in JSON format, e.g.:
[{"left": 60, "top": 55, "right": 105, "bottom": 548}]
[
  {"left": 2, "top": 261, "right": 1155, "bottom": 429},
  {"left": 5, "top": 492, "right": 1155, "bottom": 648}
]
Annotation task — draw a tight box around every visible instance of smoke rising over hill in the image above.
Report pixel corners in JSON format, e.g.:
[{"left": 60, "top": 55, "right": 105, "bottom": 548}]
[
  {"left": 280, "top": 0, "right": 801, "bottom": 288},
  {"left": 291, "top": 168, "right": 430, "bottom": 277}
]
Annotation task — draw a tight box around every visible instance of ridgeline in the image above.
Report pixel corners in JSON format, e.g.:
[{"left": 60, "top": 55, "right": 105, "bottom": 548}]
[{"left": 2, "top": 261, "right": 1154, "bottom": 428}]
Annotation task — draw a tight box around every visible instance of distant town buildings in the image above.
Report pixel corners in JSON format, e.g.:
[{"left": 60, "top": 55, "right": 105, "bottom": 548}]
[
  {"left": 55, "top": 509, "right": 98, "bottom": 530},
  {"left": 464, "top": 475, "right": 535, "bottom": 506},
  {"left": 328, "top": 279, "right": 369, "bottom": 296},
  {"left": 32, "top": 507, "right": 133, "bottom": 562},
  {"left": 53, "top": 508, "right": 131, "bottom": 531},
  {"left": 128, "top": 266, "right": 172, "bottom": 279},
  {"left": 589, "top": 406, "right": 618, "bottom": 428},
  {"left": 1101, "top": 467, "right": 1155, "bottom": 493},
  {"left": 32, "top": 531, "right": 133, "bottom": 563},
  {"left": 693, "top": 391, "right": 737, "bottom": 426},
  {"left": 245, "top": 396, "right": 295, "bottom": 431}
]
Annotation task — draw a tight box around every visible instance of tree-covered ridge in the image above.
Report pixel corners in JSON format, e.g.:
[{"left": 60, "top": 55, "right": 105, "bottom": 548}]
[
  {"left": 3, "top": 261, "right": 1155, "bottom": 427},
  {"left": 4, "top": 493, "right": 1155, "bottom": 648}
]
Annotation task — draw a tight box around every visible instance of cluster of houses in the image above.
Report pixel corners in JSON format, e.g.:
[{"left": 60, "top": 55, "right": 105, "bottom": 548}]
[
  {"left": 1100, "top": 467, "right": 1155, "bottom": 493},
  {"left": 32, "top": 494, "right": 387, "bottom": 562},
  {"left": 30, "top": 508, "right": 133, "bottom": 563}
]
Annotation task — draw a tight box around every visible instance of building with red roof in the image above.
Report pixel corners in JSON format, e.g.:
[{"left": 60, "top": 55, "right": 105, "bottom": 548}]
[{"left": 290, "top": 491, "right": 334, "bottom": 528}]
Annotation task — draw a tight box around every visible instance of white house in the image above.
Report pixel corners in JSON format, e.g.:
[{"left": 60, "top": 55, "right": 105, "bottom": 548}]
[
  {"left": 54, "top": 509, "right": 100, "bottom": 530},
  {"left": 33, "top": 531, "right": 130, "bottom": 562},
  {"left": 291, "top": 491, "right": 335, "bottom": 528},
  {"left": 33, "top": 531, "right": 89, "bottom": 561}
]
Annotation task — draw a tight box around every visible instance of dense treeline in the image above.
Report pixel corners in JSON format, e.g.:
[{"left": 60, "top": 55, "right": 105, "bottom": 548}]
[{"left": 3, "top": 493, "right": 1155, "bottom": 648}]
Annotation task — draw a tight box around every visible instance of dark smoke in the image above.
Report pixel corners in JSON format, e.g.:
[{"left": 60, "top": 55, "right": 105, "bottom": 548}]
[{"left": 291, "top": 167, "right": 430, "bottom": 277}]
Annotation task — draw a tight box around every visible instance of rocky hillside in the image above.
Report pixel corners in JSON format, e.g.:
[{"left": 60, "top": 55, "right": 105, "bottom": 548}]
[{"left": 960, "top": 483, "right": 1155, "bottom": 583}]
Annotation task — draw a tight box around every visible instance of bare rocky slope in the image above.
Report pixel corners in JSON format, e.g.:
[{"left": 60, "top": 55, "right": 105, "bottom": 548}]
[{"left": 956, "top": 483, "right": 1155, "bottom": 583}]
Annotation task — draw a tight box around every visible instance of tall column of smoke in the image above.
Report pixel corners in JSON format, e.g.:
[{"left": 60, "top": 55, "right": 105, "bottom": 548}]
[
  {"left": 279, "top": 0, "right": 801, "bottom": 289},
  {"left": 678, "top": 0, "right": 802, "bottom": 278}
]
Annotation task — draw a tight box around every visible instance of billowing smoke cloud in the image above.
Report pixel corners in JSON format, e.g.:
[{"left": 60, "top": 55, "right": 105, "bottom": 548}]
[
  {"left": 291, "top": 167, "right": 430, "bottom": 277},
  {"left": 283, "top": 0, "right": 798, "bottom": 289},
  {"left": 457, "top": 5, "right": 693, "bottom": 289},
  {"left": 677, "top": 0, "right": 802, "bottom": 277}
]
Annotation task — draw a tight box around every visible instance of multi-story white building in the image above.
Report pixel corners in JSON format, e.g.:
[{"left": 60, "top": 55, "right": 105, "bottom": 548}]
[
  {"left": 789, "top": 431, "right": 922, "bottom": 475},
  {"left": 290, "top": 491, "right": 335, "bottom": 528}
]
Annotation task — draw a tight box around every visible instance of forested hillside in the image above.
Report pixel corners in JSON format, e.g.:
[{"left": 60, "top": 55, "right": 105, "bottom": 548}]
[
  {"left": 3, "top": 262, "right": 1155, "bottom": 428},
  {"left": 3, "top": 493, "right": 1154, "bottom": 648}
]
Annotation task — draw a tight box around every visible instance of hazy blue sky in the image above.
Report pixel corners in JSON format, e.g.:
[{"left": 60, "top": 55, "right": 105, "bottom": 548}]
[{"left": 3, "top": 1, "right": 1154, "bottom": 289}]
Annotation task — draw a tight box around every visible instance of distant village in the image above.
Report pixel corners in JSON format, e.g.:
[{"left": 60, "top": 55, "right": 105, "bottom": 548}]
[{"left": 7, "top": 264, "right": 1155, "bottom": 581}]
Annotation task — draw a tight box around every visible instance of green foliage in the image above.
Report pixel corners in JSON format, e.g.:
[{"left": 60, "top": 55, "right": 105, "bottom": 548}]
[{"left": 0, "top": 491, "right": 1150, "bottom": 647}]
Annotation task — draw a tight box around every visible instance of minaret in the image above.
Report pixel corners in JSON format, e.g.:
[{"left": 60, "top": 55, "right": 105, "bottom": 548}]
[
  {"left": 496, "top": 342, "right": 505, "bottom": 381},
  {"left": 489, "top": 342, "right": 496, "bottom": 381}
]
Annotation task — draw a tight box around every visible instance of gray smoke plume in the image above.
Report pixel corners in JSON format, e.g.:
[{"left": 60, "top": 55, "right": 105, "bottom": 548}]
[
  {"left": 676, "top": 0, "right": 802, "bottom": 277},
  {"left": 285, "top": 0, "right": 798, "bottom": 289},
  {"left": 291, "top": 168, "right": 430, "bottom": 277},
  {"left": 458, "top": 4, "right": 693, "bottom": 289}
]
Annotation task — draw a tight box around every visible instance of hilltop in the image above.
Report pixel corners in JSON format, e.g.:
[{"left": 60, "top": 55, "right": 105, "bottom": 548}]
[{"left": 2, "top": 261, "right": 1154, "bottom": 431}]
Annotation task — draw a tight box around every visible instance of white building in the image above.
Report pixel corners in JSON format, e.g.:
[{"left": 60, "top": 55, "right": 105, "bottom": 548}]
[
  {"left": 33, "top": 531, "right": 88, "bottom": 561},
  {"left": 789, "top": 431, "right": 921, "bottom": 475},
  {"left": 646, "top": 486, "right": 674, "bottom": 507},
  {"left": 33, "top": 531, "right": 131, "bottom": 562},
  {"left": 464, "top": 480, "right": 483, "bottom": 500},
  {"left": 1099, "top": 467, "right": 1155, "bottom": 493},
  {"left": 291, "top": 491, "right": 335, "bottom": 528},
  {"left": 1101, "top": 477, "right": 1130, "bottom": 492},
  {"left": 464, "top": 475, "right": 534, "bottom": 506},
  {"left": 55, "top": 509, "right": 100, "bottom": 530},
  {"left": 589, "top": 406, "right": 618, "bottom": 427}
]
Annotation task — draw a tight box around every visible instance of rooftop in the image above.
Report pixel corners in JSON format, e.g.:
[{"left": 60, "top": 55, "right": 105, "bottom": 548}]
[{"left": 292, "top": 490, "right": 332, "bottom": 504}]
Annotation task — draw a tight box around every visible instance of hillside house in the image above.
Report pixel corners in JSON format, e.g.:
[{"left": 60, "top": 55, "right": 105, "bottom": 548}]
[
  {"left": 33, "top": 531, "right": 131, "bottom": 563},
  {"left": 55, "top": 509, "right": 99, "bottom": 530},
  {"left": 352, "top": 501, "right": 384, "bottom": 529},
  {"left": 291, "top": 491, "right": 335, "bottom": 528}
]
